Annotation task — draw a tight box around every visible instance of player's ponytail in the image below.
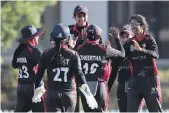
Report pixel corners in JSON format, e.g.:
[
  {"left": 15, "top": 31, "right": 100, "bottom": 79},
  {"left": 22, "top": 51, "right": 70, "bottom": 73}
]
[
  {"left": 51, "top": 37, "right": 70, "bottom": 68},
  {"left": 50, "top": 23, "right": 72, "bottom": 68}
]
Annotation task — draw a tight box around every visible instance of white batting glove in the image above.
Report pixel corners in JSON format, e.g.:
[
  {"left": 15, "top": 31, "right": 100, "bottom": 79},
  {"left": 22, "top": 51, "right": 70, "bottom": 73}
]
[
  {"left": 32, "top": 82, "right": 45, "bottom": 103},
  {"left": 79, "top": 84, "right": 98, "bottom": 109}
]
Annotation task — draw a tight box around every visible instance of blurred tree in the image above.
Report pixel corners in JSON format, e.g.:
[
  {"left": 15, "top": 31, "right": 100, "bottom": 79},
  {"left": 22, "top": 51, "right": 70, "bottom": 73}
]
[{"left": 1, "top": 1, "right": 56, "bottom": 49}]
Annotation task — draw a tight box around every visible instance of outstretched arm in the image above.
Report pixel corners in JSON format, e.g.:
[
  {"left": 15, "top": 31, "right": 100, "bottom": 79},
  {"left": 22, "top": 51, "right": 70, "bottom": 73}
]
[
  {"left": 106, "top": 27, "right": 125, "bottom": 58},
  {"left": 35, "top": 52, "right": 46, "bottom": 88},
  {"left": 106, "top": 39, "right": 125, "bottom": 58}
]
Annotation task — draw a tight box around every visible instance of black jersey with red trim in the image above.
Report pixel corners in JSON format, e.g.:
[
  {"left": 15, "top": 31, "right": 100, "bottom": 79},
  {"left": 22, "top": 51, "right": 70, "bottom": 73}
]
[
  {"left": 108, "top": 52, "right": 130, "bottom": 90},
  {"left": 69, "top": 24, "right": 88, "bottom": 48},
  {"left": 12, "top": 43, "right": 42, "bottom": 84},
  {"left": 77, "top": 42, "right": 110, "bottom": 81},
  {"left": 35, "top": 45, "right": 86, "bottom": 92},
  {"left": 125, "top": 32, "right": 159, "bottom": 76},
  {"left": 117, "top": 57, "right": 131, "bottom": 83},
  {"left": 69, "top": 24, "right": 103, "bottom": 49}
]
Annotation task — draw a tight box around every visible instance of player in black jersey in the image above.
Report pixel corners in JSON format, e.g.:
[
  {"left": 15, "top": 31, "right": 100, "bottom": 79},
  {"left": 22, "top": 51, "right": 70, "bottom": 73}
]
[
  {"left": 124, "top": 14, "right": 162, "bottom": 112},
  {"left": 69, "top": 5, "right": 103, "bottom": 50},
  {"left": 32, "top": 23, "right": 98, "bottom": 112},
  {"left": 68, "top": 6, "right": 89, "bottom": 111},
  {"left": 108, "top": 24, "right": 145, "bottom": 112},
  {"left": 68, "top": 5, "right": 89, "bottom": 49},
  {"left": 69, "top": 5, "right": 103, "bottom": 112},
  {"left": 77, "top": 24, "right": 125, "bottom": 112},
  {"left": 12, "top": 25, "right": 45, "bottom": 112}
]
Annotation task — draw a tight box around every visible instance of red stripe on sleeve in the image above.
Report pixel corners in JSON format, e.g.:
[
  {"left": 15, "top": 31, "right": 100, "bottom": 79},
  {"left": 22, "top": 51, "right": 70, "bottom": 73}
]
[{"left": 33, "top": 64, "right": 39, "bottom": 75}]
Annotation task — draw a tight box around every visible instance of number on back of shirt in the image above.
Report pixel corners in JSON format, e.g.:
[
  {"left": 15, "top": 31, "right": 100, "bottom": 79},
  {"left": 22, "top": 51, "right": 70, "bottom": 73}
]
[
  {"left": 83, "top": 63, "right": 99, "bottom": 74},
  {"left": 18, "top": 65, "right": 29, "bottom": 78},
  {"left": 53, "top": 67, "right": 69, "bottom": 82}
]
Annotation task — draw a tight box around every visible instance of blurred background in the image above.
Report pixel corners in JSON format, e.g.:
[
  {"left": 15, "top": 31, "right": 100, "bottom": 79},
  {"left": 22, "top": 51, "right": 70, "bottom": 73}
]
[{"left": 1, "top": 1, "right": 169, "bottom": 111}]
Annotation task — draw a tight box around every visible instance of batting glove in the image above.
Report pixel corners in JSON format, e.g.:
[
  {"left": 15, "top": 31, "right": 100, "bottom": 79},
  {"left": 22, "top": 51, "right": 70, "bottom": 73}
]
[
  {"left": 79, "top": 84, "right": 98, "bottom": 109},
  {"left": 32, "top": 82, "right": 45, "bottom": 103}
]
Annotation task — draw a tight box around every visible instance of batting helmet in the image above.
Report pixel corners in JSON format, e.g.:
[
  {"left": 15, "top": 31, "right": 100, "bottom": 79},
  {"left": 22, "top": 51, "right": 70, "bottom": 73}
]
[
  {"left": 86, "top": 24, "right": 102, "bottom": 41},
  {"left": 50, "top": 23, "right": 71, "bottom": 44}
]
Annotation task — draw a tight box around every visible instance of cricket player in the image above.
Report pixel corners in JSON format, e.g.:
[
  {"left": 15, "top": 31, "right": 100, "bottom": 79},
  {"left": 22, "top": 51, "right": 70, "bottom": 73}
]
[
  {"left": 32, "top": 23, "right": 98, "bottom": 112},
  {"left": 125, "top": 14, "right": 162, "bottom": 112},
  {"left": 77, "top": 24, "right": 125, "bottom": 112},
  {"left": 12, "top": 25, "right": 45, "bottom": 112},
  {"left": 108, "top": 24, "right": 145, "bottom": 112}
]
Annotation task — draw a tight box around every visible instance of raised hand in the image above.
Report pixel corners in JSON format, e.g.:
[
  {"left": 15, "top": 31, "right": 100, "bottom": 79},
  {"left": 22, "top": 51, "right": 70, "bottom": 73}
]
[
  {"left": 109, "top": 27, "right": 120, "bottom": 39},
  {"left": 132, "top": 40, "right": 143, "bottom": 51}
]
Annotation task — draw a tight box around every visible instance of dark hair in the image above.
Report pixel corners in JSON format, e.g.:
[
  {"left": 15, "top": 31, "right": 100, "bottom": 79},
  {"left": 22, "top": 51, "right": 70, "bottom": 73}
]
[
  {"left": 50, "top": 36, "right": 70, "bottom": 68},
  {"left": 130, "top": 14, "right": 149, "bottom": 32},
  {"left": 121, "top": 24, "right": 132, "bottom": 31}
]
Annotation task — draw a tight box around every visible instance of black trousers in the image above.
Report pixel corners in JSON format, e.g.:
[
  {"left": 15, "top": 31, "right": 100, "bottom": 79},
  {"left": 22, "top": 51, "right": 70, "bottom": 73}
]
[
  {"left": 45, "top": 90, "right": 77, "bottom": 112},
  {"left": 14, "top": 84, "right": 45, "bottom": 112},
  {"left": 117, "top": 82, "right": 128, "bottom": 112},
  {"left": 127, "top": 75, "right": 162, "bottom": 112},
  {"left": 74, "top": 83, "right": 80, "bottom": 112},
  {"left": 81, "top": 81, "right": 109, "bottom": 112},
  {"left": 117, "top": 82, "right": 145, "bottom": 112}
]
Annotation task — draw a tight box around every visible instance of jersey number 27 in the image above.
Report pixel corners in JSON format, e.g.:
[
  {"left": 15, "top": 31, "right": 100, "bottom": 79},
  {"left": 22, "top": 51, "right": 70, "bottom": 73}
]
[{"left": 53, "top": 67, "right": 69, "bottom": 82}]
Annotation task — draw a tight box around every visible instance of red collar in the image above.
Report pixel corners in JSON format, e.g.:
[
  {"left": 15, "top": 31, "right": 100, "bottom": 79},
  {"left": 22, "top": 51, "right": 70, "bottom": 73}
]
[
  {"left": 87, "top": 40, "right": 99, "bottom": 44},
  {"left": 135, "top": 32, "right": 147, "bottom": 42}
]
